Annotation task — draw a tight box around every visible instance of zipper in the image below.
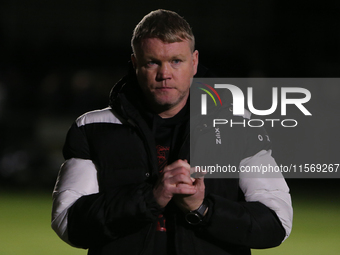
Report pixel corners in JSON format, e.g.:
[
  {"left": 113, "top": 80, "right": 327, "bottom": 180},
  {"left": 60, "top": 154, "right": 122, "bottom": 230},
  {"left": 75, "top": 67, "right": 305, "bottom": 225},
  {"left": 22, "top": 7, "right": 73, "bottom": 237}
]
[
  {"left": 135, "top": 123, "right": 158, "bottom": 179},
  {"left": 115, "top": 96, "right": 158, "bottom": 179}
]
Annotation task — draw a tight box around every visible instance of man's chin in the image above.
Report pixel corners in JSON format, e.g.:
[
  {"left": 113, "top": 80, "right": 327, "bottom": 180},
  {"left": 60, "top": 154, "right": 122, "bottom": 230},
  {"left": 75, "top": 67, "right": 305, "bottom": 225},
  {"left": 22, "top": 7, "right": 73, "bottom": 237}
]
[
  {"left": 145, "top": 92, "right": 188, "bottom": 114},
  {"left": 146, "top": 98, "right": 178, "bottom": 114},
  {"left": 153, "top": 101, "right": 174, "bottom": 111},
  {"left": 153, "top": 96, "right": 178, "bottom": 108}
]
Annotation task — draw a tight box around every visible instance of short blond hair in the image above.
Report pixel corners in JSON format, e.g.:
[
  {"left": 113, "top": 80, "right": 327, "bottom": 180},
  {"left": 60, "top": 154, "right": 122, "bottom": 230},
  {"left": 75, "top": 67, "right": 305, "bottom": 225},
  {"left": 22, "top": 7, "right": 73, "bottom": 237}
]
[{"left": 131, "top": 9, "right": 195, "bottom": 53}]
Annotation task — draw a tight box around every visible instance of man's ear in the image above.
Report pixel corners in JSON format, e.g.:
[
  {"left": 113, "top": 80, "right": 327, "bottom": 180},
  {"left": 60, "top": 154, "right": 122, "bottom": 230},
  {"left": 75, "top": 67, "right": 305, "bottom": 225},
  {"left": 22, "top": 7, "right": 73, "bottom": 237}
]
[{"left": 131, "top": 54, "right": 137, "bottom": 69}]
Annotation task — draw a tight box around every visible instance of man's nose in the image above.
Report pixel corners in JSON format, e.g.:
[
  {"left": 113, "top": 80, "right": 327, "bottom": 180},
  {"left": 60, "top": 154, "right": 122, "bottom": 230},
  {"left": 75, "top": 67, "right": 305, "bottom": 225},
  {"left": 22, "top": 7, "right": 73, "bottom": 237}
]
[{"left": 156, "top": 63, "right": 171, "bottom": 81}]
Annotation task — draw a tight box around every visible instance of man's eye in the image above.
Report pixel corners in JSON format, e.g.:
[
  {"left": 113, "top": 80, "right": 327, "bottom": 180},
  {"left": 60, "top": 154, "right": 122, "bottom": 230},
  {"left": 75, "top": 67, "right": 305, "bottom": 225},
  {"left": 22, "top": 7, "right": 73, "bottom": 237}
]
[
  {"left": 172, "top": 59, "right": 182, "bottom": 64},
  {"left": 147, "top": 61, "right": 157, "bottom": 66}
]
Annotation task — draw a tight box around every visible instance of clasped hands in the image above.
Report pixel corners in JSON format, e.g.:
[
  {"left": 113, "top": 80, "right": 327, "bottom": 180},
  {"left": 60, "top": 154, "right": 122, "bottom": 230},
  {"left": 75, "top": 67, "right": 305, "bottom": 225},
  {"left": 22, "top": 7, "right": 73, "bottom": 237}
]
[{"left": 153, "top": 159, "right": 205, "bottom": 212}]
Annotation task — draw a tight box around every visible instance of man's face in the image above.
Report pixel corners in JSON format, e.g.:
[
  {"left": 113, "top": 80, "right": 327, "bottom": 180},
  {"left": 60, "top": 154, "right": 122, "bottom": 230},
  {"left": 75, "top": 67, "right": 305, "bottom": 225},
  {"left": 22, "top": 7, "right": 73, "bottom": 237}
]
[{"left": 132, "top": 38, "right": 198, "bottom": 117}]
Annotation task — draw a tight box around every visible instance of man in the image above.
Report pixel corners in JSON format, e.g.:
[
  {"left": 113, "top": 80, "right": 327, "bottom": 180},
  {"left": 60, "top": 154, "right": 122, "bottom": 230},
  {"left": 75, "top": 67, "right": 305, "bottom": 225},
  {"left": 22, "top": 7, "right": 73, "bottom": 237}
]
[{"left": 52, "top": 9, "right": 292, "bottom": 255}]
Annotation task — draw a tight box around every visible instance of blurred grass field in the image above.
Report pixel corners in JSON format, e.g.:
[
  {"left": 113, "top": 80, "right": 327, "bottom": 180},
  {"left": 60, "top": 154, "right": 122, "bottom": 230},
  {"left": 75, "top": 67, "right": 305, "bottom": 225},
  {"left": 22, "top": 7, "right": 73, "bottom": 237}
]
[{"left": 0, "top": 189, "right": 339, "bottom": 255}]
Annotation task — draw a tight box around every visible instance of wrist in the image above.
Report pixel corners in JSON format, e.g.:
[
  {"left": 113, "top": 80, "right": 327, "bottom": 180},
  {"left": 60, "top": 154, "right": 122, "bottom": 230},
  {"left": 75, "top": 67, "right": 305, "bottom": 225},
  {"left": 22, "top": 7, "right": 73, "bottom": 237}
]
[{"left": 185, "top": 201, "right": 208, "bottom": 225}]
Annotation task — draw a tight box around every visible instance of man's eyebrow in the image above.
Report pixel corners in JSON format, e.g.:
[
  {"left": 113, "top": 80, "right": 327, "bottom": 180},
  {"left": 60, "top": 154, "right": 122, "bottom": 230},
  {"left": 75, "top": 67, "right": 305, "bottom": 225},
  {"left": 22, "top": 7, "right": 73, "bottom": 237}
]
[
  {"left": 141, "top": 53, "right": 187, "bottom": 61},
  {"left": 171, "top": 54, "right": 186, "bottom": 59}
]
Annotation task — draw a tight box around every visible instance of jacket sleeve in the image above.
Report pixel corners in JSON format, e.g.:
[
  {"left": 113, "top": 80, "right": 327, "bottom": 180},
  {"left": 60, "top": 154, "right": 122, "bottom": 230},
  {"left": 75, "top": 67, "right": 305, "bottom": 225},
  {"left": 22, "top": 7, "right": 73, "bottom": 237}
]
[
  {"left": 51, "top": 120, "right": 161, "bottom": 249},
  {"left": 66, "top": 179, "right": 161, "bottom": 248},
  {"left": 239, "top": 149, "right": 293, "bottom": 242},
  {"left": 200, "top": 149, "right": 292, "bottom": 249},
  {"left": 51, "top": 158, "right": 99, "bottom": 246},
  {"left": 196, "top": 119, "right": 293, "bottom": 249}
]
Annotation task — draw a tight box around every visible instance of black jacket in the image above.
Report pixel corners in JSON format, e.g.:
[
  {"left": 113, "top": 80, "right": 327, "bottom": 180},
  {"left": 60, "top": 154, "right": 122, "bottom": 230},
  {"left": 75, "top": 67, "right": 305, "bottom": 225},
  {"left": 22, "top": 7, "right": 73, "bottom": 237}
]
[{"left": 54, "top": 67, "right": 289, "bottom": 255}]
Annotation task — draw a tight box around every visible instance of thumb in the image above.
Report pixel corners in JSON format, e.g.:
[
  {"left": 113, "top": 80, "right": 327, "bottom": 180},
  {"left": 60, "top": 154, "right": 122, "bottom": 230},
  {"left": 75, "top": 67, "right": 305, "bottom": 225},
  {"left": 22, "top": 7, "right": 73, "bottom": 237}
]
[{"left": 194, "top": 177, "right": 205, "bottom": 186}]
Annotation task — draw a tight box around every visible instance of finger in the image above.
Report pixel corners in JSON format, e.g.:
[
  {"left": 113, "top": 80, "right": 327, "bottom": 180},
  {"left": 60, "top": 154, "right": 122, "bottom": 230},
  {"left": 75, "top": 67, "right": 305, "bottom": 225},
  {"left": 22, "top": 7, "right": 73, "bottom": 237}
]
[
  {"left": 193, "top": 177, "right": 205, "bottom": 186},
  {"left": 166, "top": 173, "right": 195, "bottom": 186},
  {"left": 164, "top": 159, "right": 190, "bottom": 173},
  {"left": 183, "top": 159, "right": 194, "bottom": 180},
  {"left": 163, "top": 166, "right": 192, "bottom": 180},
  {"left": 190, "top": 166, "right": 207, "bottom": 179},
  {"left": 172, "top": 183, "right": 197, "bottom": 195}
]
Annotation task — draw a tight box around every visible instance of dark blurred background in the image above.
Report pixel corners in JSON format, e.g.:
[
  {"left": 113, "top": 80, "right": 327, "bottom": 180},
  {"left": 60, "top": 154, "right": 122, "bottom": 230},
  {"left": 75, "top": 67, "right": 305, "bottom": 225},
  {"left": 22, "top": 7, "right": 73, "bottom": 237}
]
[{"left": 0, "top": 0, "right": 339, "bottom": 192}]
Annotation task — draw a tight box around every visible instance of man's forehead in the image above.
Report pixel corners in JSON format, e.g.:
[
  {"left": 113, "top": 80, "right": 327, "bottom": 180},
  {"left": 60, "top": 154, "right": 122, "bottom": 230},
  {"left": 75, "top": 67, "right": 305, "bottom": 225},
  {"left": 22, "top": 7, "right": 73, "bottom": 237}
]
[{"left": 136, "top": 37, "right": 192, "bottom": 58}]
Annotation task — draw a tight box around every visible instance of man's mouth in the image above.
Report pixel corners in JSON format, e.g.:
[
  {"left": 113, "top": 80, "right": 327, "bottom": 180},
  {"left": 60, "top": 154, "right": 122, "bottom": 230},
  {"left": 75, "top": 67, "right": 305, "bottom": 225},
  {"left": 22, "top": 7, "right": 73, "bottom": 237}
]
[{"left": 155, "top": 87, "right": 174, "bottom": 90}]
